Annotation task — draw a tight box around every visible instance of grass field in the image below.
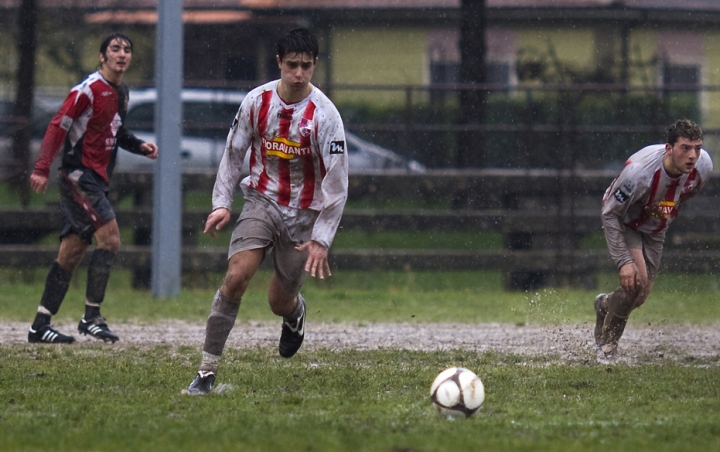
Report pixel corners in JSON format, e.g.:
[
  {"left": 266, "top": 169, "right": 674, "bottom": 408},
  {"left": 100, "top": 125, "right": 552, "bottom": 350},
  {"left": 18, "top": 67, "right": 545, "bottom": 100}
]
[{"left": 1, "top": 270, "right": 719, "bottom": 451}]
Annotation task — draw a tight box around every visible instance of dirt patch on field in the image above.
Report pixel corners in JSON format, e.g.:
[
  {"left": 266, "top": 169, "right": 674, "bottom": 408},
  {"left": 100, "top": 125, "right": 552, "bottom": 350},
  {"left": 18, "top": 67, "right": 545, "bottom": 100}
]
[{"left": 2, "top": 320, "right": 719, "bottom": 365}]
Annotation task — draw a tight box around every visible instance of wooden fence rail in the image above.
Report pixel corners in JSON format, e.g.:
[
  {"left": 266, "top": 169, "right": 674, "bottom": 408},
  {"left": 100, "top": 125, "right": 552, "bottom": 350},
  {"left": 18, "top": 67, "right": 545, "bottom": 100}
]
[{"left": 1, "top": 170, "right": 718, "bottom": 289}]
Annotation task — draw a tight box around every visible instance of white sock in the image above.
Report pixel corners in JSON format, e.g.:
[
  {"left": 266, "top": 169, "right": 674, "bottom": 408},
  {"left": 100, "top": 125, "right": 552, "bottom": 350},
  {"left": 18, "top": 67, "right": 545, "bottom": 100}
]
[{"left": 200, "top": 351, "right": 221, "bottom": 373}]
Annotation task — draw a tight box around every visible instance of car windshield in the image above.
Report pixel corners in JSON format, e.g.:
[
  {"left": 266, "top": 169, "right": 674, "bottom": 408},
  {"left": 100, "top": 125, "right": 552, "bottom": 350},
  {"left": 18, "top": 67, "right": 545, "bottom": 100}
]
[{"left": 125, "top": 101, "right": 239, "bottom": 140}]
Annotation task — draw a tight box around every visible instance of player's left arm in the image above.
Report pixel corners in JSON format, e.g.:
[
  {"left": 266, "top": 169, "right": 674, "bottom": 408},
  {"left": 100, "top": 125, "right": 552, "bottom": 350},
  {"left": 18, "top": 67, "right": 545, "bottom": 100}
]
[
  {"left": 138, "top": 142, "right": 158, "bottom": 159},
  {"left": 300, "top": 109, "right": 349, "bottom": 279},
  {"left": 116, "top": 126, "right": 155, "bottom": 157}
]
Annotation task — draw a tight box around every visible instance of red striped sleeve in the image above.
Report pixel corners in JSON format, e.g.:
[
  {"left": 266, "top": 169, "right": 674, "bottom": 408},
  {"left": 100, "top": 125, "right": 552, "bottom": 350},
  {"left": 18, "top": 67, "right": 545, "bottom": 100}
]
[{"left": 33, "top": 91, "right": 89, "bottom": 178}]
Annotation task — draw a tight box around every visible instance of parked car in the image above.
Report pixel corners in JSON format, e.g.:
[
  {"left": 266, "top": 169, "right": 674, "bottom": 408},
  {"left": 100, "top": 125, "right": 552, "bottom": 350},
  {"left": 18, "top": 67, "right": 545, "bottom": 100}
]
[
  {"left": 117, "top": 88, "right": 425, "bottom": 173},
  {"left": 0, "top": 95, "right": 63, "bottom": 181}
]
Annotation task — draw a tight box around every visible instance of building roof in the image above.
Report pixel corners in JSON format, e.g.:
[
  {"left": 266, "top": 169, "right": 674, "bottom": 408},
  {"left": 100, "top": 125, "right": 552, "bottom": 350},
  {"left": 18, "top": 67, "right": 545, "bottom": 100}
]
[
  {"left": 3, "top": 0, "right": 720, "bottom": 26},
  {"left": 1, "top": 0, "right": 720, "bottom": 10}
]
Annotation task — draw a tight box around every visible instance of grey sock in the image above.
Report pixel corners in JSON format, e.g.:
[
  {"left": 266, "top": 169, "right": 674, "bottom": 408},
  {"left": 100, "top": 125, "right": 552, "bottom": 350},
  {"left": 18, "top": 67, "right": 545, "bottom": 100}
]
[{"left": 203, "top": 290, "right": 241, "bottom": 357}]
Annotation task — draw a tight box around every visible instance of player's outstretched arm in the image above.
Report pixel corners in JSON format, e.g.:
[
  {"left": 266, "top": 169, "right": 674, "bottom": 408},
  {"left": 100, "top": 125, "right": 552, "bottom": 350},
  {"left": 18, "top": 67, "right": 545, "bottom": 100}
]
[
  {"left": 204, "top": 207, "right": 231, "bottom": 238},
  {"left": 296, "top": 240, "right": 330, "bottom": 280},
  {"left": 29, "top": 173, "right": 49, "bottom": 194}
]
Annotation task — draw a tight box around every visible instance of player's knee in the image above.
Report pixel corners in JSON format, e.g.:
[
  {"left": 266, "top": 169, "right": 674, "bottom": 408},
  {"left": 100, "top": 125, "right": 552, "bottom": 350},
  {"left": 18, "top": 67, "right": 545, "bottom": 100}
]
[
  {"left": 607, "top": 289, "right": 635, "bottom": 317},
  {"left": 268, "top": 293, "right": 297, "bottom": 317},
  {"left": 57, "top": 250, "right": 85, "bottom": 272},
  {"left": 99, "top": 236, "right": 121, "bottom": 254},
  {"left": 222, "top": 267, "right": 252, "bottom": 298}
]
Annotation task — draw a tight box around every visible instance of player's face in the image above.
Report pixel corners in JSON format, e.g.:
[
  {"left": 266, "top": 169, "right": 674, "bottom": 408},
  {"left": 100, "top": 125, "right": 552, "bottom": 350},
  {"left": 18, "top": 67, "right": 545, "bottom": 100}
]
[
  {"left": 278, "top": 52, "right": 315, "bottom": 91},
  {"left": 665, "top": 137, "right": 702, "bottom": 175},
  {"left": 100, "top": 38, "right": 133, "bottom": 74}
]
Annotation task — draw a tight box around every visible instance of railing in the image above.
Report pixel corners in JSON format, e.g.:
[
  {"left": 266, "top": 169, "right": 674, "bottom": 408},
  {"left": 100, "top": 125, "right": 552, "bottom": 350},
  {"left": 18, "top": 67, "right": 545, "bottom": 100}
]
[{"left": 1, "top": 170, "right": 718, "bottom": 290}]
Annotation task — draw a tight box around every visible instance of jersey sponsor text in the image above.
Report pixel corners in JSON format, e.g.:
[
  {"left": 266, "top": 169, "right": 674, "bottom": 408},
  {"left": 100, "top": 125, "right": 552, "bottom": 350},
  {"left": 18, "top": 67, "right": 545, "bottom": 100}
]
[{"left": 263, "top": 137, "right": 312, "bottom": 159}]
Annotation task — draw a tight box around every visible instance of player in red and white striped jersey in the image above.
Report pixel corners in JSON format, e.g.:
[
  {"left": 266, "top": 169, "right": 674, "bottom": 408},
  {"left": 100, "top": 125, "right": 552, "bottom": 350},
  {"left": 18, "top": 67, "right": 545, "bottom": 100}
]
[
  {"left": 187, "top": 28, "right": 349, "bottom": 394},
  {"left": 595, "top": 119, "right": 712, "bottom": 357}
]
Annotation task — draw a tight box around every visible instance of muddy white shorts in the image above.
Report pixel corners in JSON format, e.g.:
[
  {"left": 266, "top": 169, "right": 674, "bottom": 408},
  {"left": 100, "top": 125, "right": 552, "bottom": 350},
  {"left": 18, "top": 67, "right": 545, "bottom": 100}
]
[{"left": 228, "top": 191, "right": 318, "bottom": 294}]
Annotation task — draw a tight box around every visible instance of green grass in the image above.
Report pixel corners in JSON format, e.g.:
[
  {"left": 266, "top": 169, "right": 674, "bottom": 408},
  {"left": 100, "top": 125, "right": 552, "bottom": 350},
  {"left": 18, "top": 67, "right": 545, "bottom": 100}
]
[
  {"left": 2, "top": 270, "right": 720, "bottom": 326},
  {"left": 0, "top": 347, "right": 719, "bottom": 452},
  {"left": 1, "top": 271, "right": 719, "bottom": 451},
  {"left": 2, "top": 182, "right": 720, "bottom": 451}
]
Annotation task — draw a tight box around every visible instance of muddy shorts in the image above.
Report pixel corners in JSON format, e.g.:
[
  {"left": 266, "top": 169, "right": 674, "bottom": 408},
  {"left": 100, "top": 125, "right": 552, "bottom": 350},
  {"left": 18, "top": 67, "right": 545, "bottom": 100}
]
[
  {"left": 228, "top": 192, "right": 318, "bottom": 295},
  {"left": 622, "top": 228, "right": 665, "bottom": 280},
  {"left": 57, "top": 168, "right": 115, "bottom": 244}
]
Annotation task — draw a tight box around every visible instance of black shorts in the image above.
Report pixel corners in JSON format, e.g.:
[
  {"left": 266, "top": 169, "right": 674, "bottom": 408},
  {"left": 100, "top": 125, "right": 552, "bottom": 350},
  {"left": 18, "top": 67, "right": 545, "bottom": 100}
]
[{"left": 57, "top": 168, "right": 116, "bottom": 243}]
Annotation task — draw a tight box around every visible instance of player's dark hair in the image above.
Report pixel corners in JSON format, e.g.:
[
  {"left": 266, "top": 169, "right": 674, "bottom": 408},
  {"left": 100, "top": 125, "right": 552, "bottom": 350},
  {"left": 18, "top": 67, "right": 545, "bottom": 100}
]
[
  {"left": 99, "top": 32, "right": 133, "bottom": 61},
  {"left": 667, "top": 119, "right": 702, "bottom": 145},
  {"left": 276, "top": 28, "right": 318, "bottom": 61}
]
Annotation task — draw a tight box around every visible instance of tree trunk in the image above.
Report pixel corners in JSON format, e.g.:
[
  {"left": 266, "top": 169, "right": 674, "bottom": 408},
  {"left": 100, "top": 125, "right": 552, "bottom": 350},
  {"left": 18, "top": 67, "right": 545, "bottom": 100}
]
[
  {"left": 458, "top": 0, "right": 487, "bottom": 168},
  {"left": 10, "top": 0, "right": 37, "bottom": 207}
]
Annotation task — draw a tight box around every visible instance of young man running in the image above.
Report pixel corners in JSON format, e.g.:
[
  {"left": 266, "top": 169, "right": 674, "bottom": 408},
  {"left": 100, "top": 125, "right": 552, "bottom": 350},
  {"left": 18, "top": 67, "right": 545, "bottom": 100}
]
[
  {"left": 28, "top": 33, "right": 159, "bottom": 344},
  {"left": 595, "top": 119, "right": 712, "bottom": 357},
  {"left": 186, "top": 28, "right": 348, "bottom": 394}
]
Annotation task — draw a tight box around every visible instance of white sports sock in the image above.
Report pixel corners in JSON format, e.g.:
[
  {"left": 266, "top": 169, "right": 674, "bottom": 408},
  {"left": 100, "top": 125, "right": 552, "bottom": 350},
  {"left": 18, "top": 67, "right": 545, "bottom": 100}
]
[{"left": 200, "top": 351, "right": 221, "bottom": 373}]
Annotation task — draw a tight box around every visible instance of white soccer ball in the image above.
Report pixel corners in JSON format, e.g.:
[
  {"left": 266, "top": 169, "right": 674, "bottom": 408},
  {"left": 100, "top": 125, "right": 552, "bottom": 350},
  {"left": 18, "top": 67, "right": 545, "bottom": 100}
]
[{"left": 430, "top": 367, "right": 485, "bottom": 419}]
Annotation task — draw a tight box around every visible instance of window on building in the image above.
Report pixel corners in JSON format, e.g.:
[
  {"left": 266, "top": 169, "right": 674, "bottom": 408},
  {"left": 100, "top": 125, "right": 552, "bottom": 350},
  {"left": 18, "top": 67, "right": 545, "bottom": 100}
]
[
  {"left": 663, "top": 64, "right": 700, "bottom": 86},
  {"left": 487, "top": 62, "right": 511, "bottom": 85},
  {"left": 430, "top": 61, "right": 511, "bottom": 85},
  {"left": 430, "top": 61, "right": 459, "bottom": 84}
]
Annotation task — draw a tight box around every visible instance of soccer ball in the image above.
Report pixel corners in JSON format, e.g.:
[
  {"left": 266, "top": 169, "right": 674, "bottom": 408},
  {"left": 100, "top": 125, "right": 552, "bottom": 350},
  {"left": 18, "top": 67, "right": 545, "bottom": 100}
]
[{"left": 430, "top": 367, "right": 485, "bottom": 419}]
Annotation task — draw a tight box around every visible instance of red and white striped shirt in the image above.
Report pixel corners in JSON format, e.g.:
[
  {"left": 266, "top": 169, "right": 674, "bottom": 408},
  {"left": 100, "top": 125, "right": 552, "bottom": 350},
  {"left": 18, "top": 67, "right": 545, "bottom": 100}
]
[
  {"left": 213, "top": 81, "right": 348, "bottom": 248},
  {"left": 602, "top": 144, "right": 712, "bottom": 268}
]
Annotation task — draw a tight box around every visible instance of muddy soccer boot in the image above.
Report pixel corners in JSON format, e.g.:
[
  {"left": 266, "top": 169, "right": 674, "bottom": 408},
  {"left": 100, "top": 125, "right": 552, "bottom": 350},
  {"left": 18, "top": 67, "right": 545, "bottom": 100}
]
[
  {"left": 600, "top": 313, "right": 629, "bottom": 358},
  {"left": 28, "top": 325, "right": 76, "bottom": 344},
  {"left": 187, "top": 370, "right": 216, "bottom": 395},
  {"left": 279, "top": 294, "right": 306, "bottom": 358},
  {"left": 78, "top": 316, "right": 120, "bottom": 343}
]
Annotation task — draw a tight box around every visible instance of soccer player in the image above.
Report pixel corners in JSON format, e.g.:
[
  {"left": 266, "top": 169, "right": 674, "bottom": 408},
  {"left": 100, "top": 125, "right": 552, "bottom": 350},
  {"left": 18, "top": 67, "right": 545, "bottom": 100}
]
[
  {"left": 27, "top": 33, "right": 159, "bottom": 344},
  {"left": 186, "top": 28, "right": 348, "bottom": 394},
  {"left": 595, "top": 119, "right": 712, "bottom": 357}
]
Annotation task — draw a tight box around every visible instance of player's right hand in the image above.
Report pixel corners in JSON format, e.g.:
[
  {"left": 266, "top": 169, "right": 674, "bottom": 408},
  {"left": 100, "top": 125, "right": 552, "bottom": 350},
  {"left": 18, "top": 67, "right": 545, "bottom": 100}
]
[
  {"left": 203, "top": 207, "right": 231, "bottom": 238},
  {"left": 29, "top": 173, "right": 48, "bottom": 194},
  {"left": 619, "top": 262, "right": 639, "bottom": 296}
]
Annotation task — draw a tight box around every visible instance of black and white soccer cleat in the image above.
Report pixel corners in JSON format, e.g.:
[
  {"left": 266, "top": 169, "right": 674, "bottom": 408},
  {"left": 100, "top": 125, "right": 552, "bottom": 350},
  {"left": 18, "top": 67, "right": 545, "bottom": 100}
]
[
  {"left": 279, "top": 294, "right": 306, "bottom": 358},
  {"left": 186, "top": 370, "right": 217, "bottom": 395},
  {"left": 78, "top": 316, "right": 120, "bottom": 343},
  {"left": 28, "top": 325, "right": 76, "bottom": 344}
]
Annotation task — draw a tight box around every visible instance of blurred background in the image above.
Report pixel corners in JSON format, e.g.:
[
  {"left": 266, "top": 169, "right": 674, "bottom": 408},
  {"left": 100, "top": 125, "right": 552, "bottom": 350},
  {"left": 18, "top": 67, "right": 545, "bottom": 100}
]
[
  {"left": 1, "top": 0, "right": 718, "bottom": 292},
  {"left": 4, "top": 1, "right": 720, "bottom": 173}
]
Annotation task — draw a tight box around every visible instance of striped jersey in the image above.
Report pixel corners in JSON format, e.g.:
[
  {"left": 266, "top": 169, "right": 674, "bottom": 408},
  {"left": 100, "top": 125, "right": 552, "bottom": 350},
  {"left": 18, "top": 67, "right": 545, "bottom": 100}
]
[
  {"left": 212, "top": 80, "right": 348, "bottom": 248},
  {"left": 601, "top": 144, "right": 712, "bottom": 268},
  {"left": 33, "top": 71, "right": 145, "bottom": 184}
]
